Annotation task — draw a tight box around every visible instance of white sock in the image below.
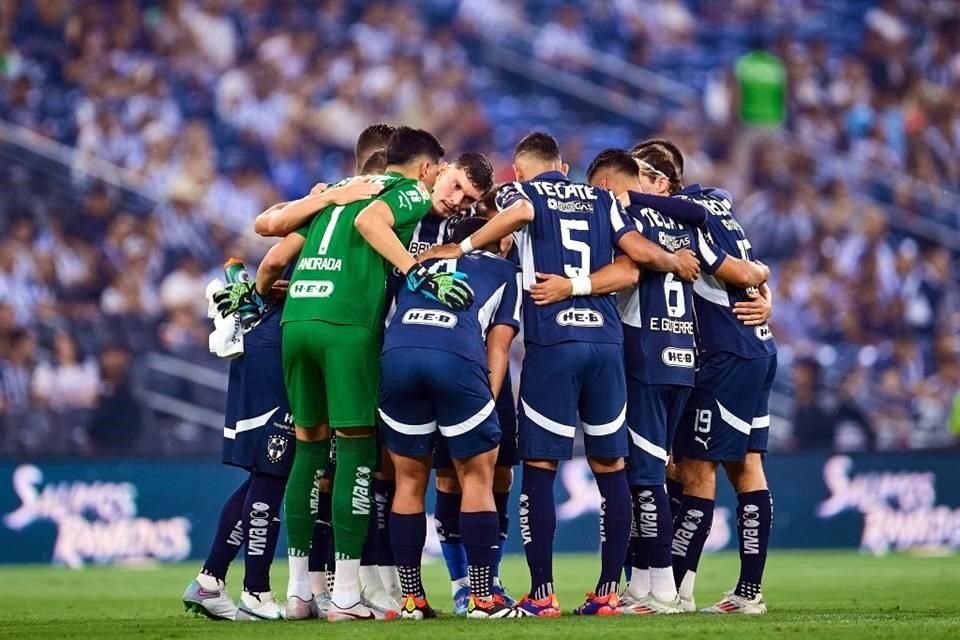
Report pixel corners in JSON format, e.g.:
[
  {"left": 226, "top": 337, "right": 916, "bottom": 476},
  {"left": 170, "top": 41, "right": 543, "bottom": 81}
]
[
  {"left": 197, "top": 572, "right": 223, "bottom": 591},
  {"left": 287, "top": 555, "right": 312, "bottom": 601},
  {"left": 359, "top": 564, "right": 384, "bottom": 594},
  {"left": 627, "top": 567, "right": 650, "bottom": 598},
  {"left": 378, "top": 566, "right": 401, "bottom": 599},
  {"left": 309, "top": 570, "right": 328, "bottom": 597},
  {"left": 650, "top": 566, "right": 678, "bottom": 601},
  {"left": 450, "top": 576, "right": 470, "bottom": 597},
  {"left": 333, "top": 558, "right": 362, "bottom": 607},
  {"left": 678, "top": 570, "right": 697, "bottom": 601}
]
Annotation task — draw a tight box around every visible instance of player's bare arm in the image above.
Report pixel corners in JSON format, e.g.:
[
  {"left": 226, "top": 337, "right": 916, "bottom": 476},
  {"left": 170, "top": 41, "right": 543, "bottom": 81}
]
[
  {"left": 422, "top": 200, "right": 535, "bottom": 261},
  {"left": 255, "top": 234, "right": 306, "bottom": 296},
  {"left": 530, "top": 254, "right": 639, "bottom": 306},
  {"left": 254, "top": 178, "right": 382, "bottom": 237},
  {"left": 734, "top": 282, "right": 773, "bottom": 326},
  {"left": 485, "top": 324, "right": 516, "bottom": 399},
  {"left": 712, "top": 255, "right": 769, "bottom": 290},
  {"left": 617, "top": 230, "right": 700, "bottom": 282}
]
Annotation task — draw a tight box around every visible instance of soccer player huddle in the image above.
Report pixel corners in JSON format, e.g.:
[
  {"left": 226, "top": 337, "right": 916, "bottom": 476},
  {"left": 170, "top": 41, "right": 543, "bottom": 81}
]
[{"left": 183, "top": 123, "right": 777, "bottom": 622}]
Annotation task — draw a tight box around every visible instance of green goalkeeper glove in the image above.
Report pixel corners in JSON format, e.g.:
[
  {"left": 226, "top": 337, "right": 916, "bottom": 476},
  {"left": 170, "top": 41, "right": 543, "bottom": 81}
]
[
  {"left": 405, "top": 263, "right": 475, "bottom": 311},
  {"left": 213, "top": 280, "right": 266, "bottom": 324}
]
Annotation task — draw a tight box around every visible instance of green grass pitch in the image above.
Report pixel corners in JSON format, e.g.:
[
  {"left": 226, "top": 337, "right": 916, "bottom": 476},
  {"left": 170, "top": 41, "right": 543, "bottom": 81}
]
[{"left": 1, "top": 551, "right": 958, "bottom": 639}]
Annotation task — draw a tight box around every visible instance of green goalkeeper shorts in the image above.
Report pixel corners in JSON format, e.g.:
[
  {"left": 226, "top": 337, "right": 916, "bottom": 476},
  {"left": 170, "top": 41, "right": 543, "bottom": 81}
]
[{"left": 282, "top": 320, "right": 380, "bottom": 429}]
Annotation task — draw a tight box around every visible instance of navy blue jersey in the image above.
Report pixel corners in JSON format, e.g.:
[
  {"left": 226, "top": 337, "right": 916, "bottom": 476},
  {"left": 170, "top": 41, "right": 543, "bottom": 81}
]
[
  {"left": 620, "top": 200, "right": 724, "bottom": 386},
  {"left": 495, "top": 171, "right": 636, "bottom": 347},
  {"left": 383, "top": 251, "right": 521, "bottom": 366},
  {"left": 679, "top": 185, "right": 777, "bottom": 359}
]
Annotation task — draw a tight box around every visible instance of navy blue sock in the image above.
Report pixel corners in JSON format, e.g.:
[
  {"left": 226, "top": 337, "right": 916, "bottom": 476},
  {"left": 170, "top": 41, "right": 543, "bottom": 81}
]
[
  {"left": 493, "top": 491, "right": 510, "bottom": 578},
  {"left": 308, "top": 489, "right": 333, "bottom": 572},
  {"left": 435, "top": 489, "right": 467, "bottom": 581},
  {"left": 671, "top": 495, "right": 714, "bottom": 593},
  {"left": 375, "top": 479, "right": 396, "bottom": 566},
  {"left": 628, "top": 512, "right": 642, "bottom": 571},
  {"left": 634, "top": 485, "right": 673, "bottom": 569},
  {"left": 202, "top": 476, "right": 250, "bottom": 580},
  {"left": 666, "top": 478, "right": 683, "bottom": 524},
  {"left": 520, "top": 465, "right": 556, "bottom": 598},
  {"left": 242, "top": 472, "right": 287, "bottom": 593},
  {"left": 390, "top": 512, "right": 426, "bottom": 598},
  {"left": 594, "top": 469, "right": 631, "bottom": 597},
  {"left": 735, "top": 489, "right": 772, "bottom": 599},
  {"left": 461, "top": 511, "right": 499, "bottom": 599}
]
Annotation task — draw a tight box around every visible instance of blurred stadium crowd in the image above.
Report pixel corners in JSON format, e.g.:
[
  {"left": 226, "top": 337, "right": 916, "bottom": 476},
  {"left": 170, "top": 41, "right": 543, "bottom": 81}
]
[{"left": 0, "top": 0, "right": 958, "bottom": 456}]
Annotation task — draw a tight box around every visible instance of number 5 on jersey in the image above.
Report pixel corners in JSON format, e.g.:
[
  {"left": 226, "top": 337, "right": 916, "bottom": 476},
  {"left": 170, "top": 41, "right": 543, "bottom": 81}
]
[{"left": 560, "top": 219, "right": 590, "bottom": 277}]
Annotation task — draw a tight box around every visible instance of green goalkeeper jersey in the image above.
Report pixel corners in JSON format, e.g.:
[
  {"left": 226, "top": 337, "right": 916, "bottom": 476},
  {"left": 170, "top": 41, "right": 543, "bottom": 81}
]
[{"left": 281, "top": 171, "right": 433, "bottom": 330}]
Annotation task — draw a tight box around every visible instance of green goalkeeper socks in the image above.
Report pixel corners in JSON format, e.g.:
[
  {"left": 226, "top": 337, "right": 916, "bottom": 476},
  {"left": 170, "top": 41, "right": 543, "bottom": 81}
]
[
  {"left": 283, "top": 438, "right": 330, "bottom": 557},
  {"left": 332, "top": 434, "right": 377, "bottom": 559}
]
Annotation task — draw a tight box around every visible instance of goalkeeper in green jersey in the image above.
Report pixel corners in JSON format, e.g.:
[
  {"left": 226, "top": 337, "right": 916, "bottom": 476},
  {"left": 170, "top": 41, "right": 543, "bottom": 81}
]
[{"left": 240, "top": 127, "right": 493, "bottom": 621}]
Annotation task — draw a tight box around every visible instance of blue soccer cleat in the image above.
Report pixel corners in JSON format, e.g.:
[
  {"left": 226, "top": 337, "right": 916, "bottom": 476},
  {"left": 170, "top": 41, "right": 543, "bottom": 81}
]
[{"left": 452, "top": 584, "right": 472, "bottom": 616}]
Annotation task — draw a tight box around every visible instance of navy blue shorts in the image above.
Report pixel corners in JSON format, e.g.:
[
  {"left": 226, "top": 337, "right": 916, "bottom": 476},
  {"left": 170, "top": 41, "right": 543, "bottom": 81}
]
[
  {"left": 379, "top": 347, "right": 501, "bottom": 461},
  {"left": 222, "top": 337, "right": 295, "bottom": 478},
  {"left": 518, "top": 342, "right": 628, "bottom": 461},
  {"left": 674, "top": 352, "right": 777, "bottom": 463},
  {"left": 626, "top": 380, "right": 691, "bottom": 486},
  {"left": 434, "top": 368, "right": 518, "bottom": 469}
]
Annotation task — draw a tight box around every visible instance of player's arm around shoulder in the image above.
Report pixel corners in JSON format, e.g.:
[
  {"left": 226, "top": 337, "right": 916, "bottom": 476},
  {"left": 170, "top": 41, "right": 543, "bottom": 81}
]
[{"left": 254, "top": 178, "right": 383, "bottom": 237}]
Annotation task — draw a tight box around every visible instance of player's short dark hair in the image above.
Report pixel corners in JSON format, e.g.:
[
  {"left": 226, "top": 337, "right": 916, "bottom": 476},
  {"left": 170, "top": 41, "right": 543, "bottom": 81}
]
[
  {"left": 385, "top": 126, "right": 445, "bottom": 167},
  {"left": 356, "top": 123, "right": 395, "bottom": 170},
  {"left": 632, "top": 144, "right": 684, "bottom": 194},
  {"left": 513, "top": 131, "right": 561, "bottom": 162},
  {"left": 630, "top": 138, "right": 685, "bottom": 177},
  {"left": 359, "top": 149, "right": 387, "bottom": 175},
  {"left": 450, "top": 216, "right": 489, "bottom": 244},
  {"left": 586, "top": 148, "right": 638, "bottom": 183},
  {"left": 454, "top": 152, "right": 494, "bottom": 194}
]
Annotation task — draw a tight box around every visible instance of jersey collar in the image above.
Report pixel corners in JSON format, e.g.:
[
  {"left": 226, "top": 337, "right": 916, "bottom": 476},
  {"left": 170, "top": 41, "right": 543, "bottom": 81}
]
[
  {"left": 531, "top": 170, "right": 569, "bottom": 182},
  {"left": 385, "top": 170, "right": 406, "bottom": 179},
  {"left": 680, "top": 183, "right": 703, "bottom": 195}
]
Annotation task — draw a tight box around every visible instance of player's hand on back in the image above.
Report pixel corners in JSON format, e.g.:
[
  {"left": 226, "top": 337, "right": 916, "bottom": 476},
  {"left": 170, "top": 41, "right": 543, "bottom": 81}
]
[
  {"left": 325, "top": 177, "right": 382, "bottom": 204},
  {"left": 213, "top": 280, "right": 266, "bottom": 319},
  {"left": 309, "top": 182, "right": 328, "bottom": 195},
  {"left": 405, "top": 264, "right": 475, "bottom": 311},
  {"left": 266, "top": 279, "right": 289, "bottom": 303},
  {"left": 734, "top": 287, "right": 772, "bottom": 326},
  {"left": 530, "top": 272, "right": 574, "bottom": 306},
  {"left": 674, "top": 248, "right": 701, "bottom": 282}
]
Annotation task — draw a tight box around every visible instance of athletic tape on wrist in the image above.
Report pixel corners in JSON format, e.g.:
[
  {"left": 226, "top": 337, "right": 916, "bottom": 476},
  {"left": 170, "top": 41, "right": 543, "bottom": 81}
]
[
  {"left": 571, "top": 276, "right": 592, "bottom": 296},
  {"left": 458, "top": 237, "right": 474, "bottom": 254}
]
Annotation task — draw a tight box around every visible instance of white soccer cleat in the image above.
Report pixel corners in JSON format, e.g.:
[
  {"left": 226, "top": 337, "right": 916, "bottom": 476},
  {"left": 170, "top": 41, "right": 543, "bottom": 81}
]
[
  {"left": 622, "top": 593, "right": 684, "bottom": 615},
  {"left": 327, "top": 599, "right": 377, "bottom": 622},
  {"left": 314, "top": 592, "right": 333, "bottom": 617},
  {"left": 284, "top": 594, "right": 317, "bottom": 620},
  {"left": 700, "top": 592, "right": 767, "bottom": 614},
  {"left": 618, "top": 589, "right": 645, "bottom": 609},
  {"left": 361, "top": 588, "right": 399, "bottom": 620},
  {"left": 679, "top": 594, "right": 696, "bottom": 613},
  {"left": 236, "top": 591, "right": 285, "bottom": 621},
  {"left": 182, "top": 578, "right": 238, "bottom": 620}
]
